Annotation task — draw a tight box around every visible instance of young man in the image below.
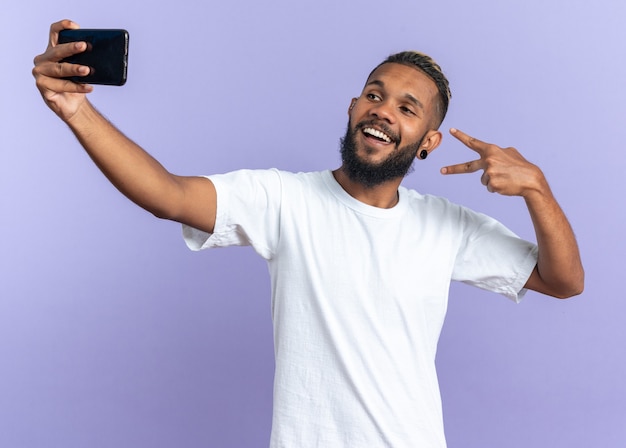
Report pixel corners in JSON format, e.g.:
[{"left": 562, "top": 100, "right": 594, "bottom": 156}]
[{"left": 33, "top": 20, "right": 583, "bottom": 447}]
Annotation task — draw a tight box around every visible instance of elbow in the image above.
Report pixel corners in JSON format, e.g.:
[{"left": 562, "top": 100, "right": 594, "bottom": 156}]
[
  {"left": 553, "top": 271, "right": 585, "bottom": 299},
  {"left": 150, "top": 207, "right": 170, "bottom": 220},
  {"left": 151, "top": 206, "right": 179, "bottom": 222},
  {"left": 529, "top": 265, "right": 585, "bottom": 299},
  {"left": 123, "top": 191, "right": 180, "bottom": 222},
  {"left": 140, "top": 197, "right": 179, "bottom": 221},
  {"left": 554, "top": 286, "right": 583, "bottom": 299}
]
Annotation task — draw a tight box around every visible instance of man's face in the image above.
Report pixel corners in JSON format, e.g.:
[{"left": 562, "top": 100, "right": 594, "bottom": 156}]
[{"left": 340, "top": 63, "right": 441, "bottom": 187}]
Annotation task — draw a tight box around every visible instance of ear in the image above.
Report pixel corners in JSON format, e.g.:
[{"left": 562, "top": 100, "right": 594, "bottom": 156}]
[
  {"left": 348, "top": 97, "right": 358, "bottom": 115},
  {"left": 419, "top": 130, "right": 443, "bottom": 157}
]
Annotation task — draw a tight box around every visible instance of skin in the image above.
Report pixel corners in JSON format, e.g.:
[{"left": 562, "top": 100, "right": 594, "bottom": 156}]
[
  {"left": 442, "top": 129, "right": 585, "bottom": 298},
  {"left": 33, "top": 20, "right": 584, "bottom": 299},
  {"left": 334, "top": 63, "right": 442, "bottom": 208},
  {"left": 33, "top": 20, "right": 218, "bottom": 234}
]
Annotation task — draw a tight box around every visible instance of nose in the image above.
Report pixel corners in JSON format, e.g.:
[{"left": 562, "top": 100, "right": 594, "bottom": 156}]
[{"left": 368, "top": 100, "right": 396, "bottom": 124}]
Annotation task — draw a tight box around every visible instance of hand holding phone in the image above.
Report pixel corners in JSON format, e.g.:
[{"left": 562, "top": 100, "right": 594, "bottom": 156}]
[{"left": 58, "top": 29, "right": 129, "bottom": 86}]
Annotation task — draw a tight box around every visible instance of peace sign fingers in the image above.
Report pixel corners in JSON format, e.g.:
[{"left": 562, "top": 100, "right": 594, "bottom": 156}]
[
  {"left": 440, "top": 128, "right": 500, "bottom": 175},
  {"left": 440, "top": 128, "right": 544, "bottom": 197}
]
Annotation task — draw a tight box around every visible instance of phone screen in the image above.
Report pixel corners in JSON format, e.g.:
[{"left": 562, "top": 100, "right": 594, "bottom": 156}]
[{"left": 59, "top": 29, "right": 129, "bottom": 86}]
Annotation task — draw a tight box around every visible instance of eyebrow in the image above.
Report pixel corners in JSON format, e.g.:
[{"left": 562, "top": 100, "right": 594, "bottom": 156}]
[{"left": 366, "top": 79, "right": 425, "bottom": 110}]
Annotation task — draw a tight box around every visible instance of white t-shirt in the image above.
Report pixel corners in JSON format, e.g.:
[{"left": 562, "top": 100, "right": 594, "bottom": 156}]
[{"left": 183, "top": 169, "right": 538, "bottom": 448}]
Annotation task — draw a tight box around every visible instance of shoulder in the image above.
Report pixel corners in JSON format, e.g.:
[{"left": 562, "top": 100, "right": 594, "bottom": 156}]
[
  {"left": 208, "top": 169, "right": 329, "bottom": 200},
  {"left": 399, "top": 186, "right": 499, "bottom": 228},
  {"left": 210, "top": 168, "right": 322, "bottom": 183},
  {"left": 400, "top": 186, "right": 463, "bottom": 215},
  {"left": 264, "top": 169, "right": 330, "bottom": 193}
]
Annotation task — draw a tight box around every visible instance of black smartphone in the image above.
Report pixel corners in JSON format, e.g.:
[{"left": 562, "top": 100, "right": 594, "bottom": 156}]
[{"left": 59, "top": 29, "right": 129, "bottom": 86}]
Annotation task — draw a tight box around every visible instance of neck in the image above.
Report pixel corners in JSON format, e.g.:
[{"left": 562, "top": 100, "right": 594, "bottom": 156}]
[{"left": 332, "top": 167, "right": 402, "bottom": 209}]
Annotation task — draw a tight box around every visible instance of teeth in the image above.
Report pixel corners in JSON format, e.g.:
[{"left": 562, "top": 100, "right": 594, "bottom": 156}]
[{"left": 363, "top": 127, "right": 392, "bottom": 143}]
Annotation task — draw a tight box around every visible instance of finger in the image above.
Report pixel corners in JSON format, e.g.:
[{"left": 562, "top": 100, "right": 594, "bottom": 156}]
[
  {"left": 55, "top": 60, "right": 91, "bottom": 80},
  {"left": 37, "top": 75, "right": 94, "bottom": 95},
  {"left": 481, "top": 172, "right": 496, "bottom": 193},
  {"left": 33, "top": 57, "right": 92, "bottom": 92},
  {"left": 440, "top": 159, "right": 483, "bottom": 175},
  {"left": 34, "top": 41, "right": 88, "bottom": 68},
  {"left": 34, "top": 55, "right": 90, "bottom": 82},
  {"left": 449, "top": 128, "right": 491, "bottom": 156},
  {"left": 48, "top": 19, "right": 80, "bottom": 48}
]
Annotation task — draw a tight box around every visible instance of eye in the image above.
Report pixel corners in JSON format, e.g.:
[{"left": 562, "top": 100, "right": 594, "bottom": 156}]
[
  {"left": 366, "top": 93, "right": 381, "bottom": 102},
  {"left": 400, "top": 105, "right": 415, "bottom": 115}
]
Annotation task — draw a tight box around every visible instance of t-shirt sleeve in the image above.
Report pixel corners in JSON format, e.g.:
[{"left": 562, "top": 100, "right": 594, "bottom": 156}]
[
  {"left": 181, "top": 169, "right": 282, "bottom": 260},
  {"left": 452, "top": 207, "right": 538, "bottom": 303}
]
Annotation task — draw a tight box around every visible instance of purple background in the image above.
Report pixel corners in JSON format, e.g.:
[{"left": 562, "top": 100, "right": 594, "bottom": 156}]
[{"left": 2, "top": 0, "right": 625, "bottom": 446}]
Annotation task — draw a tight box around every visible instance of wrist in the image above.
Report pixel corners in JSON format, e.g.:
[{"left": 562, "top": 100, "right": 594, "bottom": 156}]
[
  {"left": 65, "top": 99, "right": 99, "bottom": 131},
  {"left": 522, "top": 168, "right": 553, "bottom": 203}
]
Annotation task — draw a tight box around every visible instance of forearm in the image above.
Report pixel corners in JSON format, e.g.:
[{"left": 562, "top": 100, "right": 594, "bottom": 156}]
[
  {"left": 66, "top": 100, "right": 183, "bottom": 219},
  {"left": 441, "top": 128, "right": 584, "bottom": 298},
  {"left": 524, "top": 178, "right": 584, "bottom": 298},
  {"left": 33, "top": 20, "right": 216, "bottom": 232}
]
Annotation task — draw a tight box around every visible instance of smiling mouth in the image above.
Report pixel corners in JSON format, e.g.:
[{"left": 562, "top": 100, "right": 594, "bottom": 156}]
[{"left": 362, "top": 127, "right": 393, "bottom": 144}]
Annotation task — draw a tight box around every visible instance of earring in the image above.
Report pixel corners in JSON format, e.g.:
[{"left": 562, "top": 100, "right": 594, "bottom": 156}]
[{"left": 419, "top": 149, "right": 428, "bottom": 160}]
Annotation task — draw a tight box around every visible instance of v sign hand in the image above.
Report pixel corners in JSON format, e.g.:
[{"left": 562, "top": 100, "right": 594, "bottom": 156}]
[
  {"left": 440, "top": 128, "right": 584, "bottom": 298},
  {"left": 440, "top": 128, "right": 544, "bottom": 198}
]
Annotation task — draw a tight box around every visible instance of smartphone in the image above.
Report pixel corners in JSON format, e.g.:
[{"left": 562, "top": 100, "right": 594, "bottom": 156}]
[{"left": 59, "top": 29, "right": 129, "bottom": 86}]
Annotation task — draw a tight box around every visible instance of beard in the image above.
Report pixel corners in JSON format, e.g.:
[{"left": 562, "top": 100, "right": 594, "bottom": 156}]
[{"left": 339, "top": 119, "right": 426, "bottom": 188}]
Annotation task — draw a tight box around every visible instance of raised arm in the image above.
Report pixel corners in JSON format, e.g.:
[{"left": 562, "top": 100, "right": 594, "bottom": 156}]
[
  {"left": 32, "top": 20, "right": 216, "bottom": 233},
  {"left": 441, "top": 128, "right": 584, "bottom": 299}
]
